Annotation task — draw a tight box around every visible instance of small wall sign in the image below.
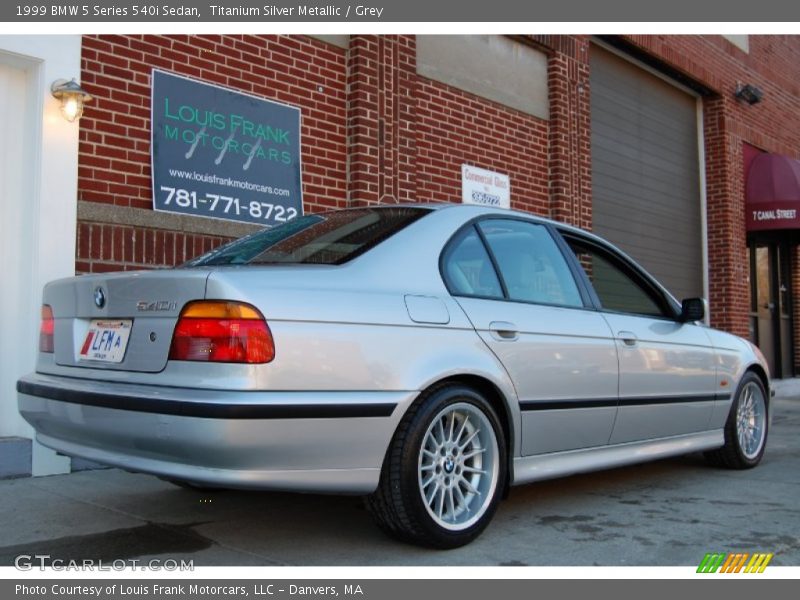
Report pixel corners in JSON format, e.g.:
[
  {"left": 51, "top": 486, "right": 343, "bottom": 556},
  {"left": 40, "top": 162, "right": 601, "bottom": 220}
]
[{"left": 461, "top": 164, "right": 511, "bottom": 209}]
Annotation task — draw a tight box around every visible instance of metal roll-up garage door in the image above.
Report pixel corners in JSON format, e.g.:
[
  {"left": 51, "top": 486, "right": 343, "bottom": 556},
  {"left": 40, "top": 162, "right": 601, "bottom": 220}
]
[{"left": 590, "top": 45, "right": 703, "bottom": 302}]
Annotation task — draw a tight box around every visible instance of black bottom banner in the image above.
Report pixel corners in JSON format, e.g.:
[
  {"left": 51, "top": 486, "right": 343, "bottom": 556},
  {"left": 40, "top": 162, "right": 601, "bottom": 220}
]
[{"left": 4, "top": 579, "right": 797, "bottom": 600}]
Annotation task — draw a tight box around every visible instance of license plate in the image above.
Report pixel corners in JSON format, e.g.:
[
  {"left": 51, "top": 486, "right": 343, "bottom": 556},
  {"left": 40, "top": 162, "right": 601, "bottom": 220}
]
[{"left": 79, "top": 320, "right": 132, "bottom": 363}]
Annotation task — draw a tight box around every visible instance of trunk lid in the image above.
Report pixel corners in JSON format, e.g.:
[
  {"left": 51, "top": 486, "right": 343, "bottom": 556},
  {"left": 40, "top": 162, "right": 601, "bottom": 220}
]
[{"left": 45, "top": 269, "right": 212, "bottom": 373}]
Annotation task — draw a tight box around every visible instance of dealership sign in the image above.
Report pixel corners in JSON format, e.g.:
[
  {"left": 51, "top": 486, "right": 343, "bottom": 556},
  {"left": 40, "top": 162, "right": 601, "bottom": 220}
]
[
  {"left": 461, "top": 164, "right": 510, "bottom": 209},
  {"left": 151, "top": 69, "right": 303, "bottom": 226}
]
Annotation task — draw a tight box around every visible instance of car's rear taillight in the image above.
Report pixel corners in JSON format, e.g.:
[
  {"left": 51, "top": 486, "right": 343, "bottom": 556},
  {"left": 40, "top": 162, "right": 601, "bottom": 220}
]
[
  {"left": 39, "top": 305, "right": 54, "bottom": 353},
  {"left": 168, "top": 301, "right": 275, "bottom": 364}
]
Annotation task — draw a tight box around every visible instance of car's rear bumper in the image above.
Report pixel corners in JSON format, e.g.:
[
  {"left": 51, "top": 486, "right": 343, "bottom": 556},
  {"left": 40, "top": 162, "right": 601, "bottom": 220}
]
[{"left": 17, "top": 373, "right": 413, "bottom": 493}]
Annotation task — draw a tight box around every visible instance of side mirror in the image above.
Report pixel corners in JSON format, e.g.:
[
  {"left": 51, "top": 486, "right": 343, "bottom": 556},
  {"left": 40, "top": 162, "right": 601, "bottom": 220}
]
[{"left": 680, "top": 297, "right": 706, "bottom": 323}]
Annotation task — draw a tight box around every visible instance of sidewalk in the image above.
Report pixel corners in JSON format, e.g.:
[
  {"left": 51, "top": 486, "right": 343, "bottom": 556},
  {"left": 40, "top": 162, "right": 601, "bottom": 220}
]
[{"left": 773, "top": 377, "right": 800, "bottom": 400}]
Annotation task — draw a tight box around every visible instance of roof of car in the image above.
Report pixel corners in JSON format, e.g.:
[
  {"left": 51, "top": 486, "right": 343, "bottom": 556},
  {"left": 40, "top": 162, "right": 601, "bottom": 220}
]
[{"left": 361, "top": 201, "right": 595, "bottom": 239}]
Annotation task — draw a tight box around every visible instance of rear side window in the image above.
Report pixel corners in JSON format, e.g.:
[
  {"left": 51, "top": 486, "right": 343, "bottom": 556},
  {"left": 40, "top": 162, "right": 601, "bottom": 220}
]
[
  {"left": 478, "top": 220, "right": 583, "bottom": 308},
  {"left": 187, "top": 207, "right": 430, "bottom": 266},
  {"left": 441, "top": 226, "right": 503, "bottom": 299}
]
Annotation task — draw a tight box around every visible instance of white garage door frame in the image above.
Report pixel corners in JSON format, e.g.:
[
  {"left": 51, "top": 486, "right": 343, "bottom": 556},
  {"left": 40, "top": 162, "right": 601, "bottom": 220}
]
[
  {"left": 590, "top": 38, "right": 709, "bottom": 319},
  {"left": 0, "top": 35, "right": 81, "bottom": 475}
]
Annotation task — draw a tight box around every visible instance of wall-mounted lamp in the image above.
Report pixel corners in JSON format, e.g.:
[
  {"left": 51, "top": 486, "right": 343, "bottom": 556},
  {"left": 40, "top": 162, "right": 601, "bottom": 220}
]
[
  {"left": 734, "top": 83, "right": 764, "bottom": 105},
  {"left": 50, "top": 79, "right": 92, "bottom": 122}
]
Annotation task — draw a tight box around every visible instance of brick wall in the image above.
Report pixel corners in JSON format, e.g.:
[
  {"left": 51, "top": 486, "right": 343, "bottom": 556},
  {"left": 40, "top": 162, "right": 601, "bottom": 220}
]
[
  {"left": 345, "top": 35, "right": 419, "bottom": 206},
  {"left": 78, "top": 34, "right": 800, "bottom": 372},
  {"left": 623, "top": 35, "right": 800, "bottom": 362},
  {"left": 77, "top": 34, "right": 348, "bottom": 272},
  {"left": 74, "top": 222, "right": 228, "bottom": 273},
  {"left": 415, "top": 77, "right": 550, "bottom": 214},
  {"left": 702, "top": 94, "right": 751, "bottom": 338},
  {"left": 540, "top": 35, "right": 592, "bottom": 230},
  {"left": 77, "top": 33, "right": 560, "bottom": 270}
]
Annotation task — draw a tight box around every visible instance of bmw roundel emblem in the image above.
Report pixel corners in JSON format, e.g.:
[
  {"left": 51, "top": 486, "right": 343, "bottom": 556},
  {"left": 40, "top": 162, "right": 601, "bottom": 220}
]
[{"left": 93, "top": 287, "right": 106, "bottom": 309}]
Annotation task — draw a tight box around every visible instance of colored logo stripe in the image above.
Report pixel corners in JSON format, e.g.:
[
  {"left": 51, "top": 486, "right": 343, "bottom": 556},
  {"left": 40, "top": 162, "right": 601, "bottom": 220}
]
[
  {"left": 697, "top": 552, "right": 773, "bottom": 573},
  {"left": 745, "top": 553, "right": 773, "bottom": 573},
  {"left": 697, "top": 553, "right": 726, "bottom": 573},
  {"left": 721, "top": 553, "right": 748, "bottom": 573}
]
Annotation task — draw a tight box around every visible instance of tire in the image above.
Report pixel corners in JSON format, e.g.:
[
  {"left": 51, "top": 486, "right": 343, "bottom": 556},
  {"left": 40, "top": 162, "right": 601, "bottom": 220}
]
[
  {"left": 704, "top": 371, "right": 769, "bottom": 469},
  {"left": 366, "top": 384, "right": 507, "bottom": 548}
]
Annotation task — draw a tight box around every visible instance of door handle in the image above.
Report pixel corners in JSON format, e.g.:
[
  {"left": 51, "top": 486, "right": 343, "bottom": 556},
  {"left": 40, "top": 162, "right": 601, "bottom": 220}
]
[
  {"left": 489, "top": 321, "right": 519, "bottom": 341},
  {"left": 617, "top": 330, "right": 638, "bottom": 346}
]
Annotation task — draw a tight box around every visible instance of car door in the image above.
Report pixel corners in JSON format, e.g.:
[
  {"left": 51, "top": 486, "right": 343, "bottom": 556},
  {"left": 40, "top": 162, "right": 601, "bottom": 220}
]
[
  {"left": 442, "top": 218, "right": 619, "bottom": 455},
  {"left": 561, "top": 233, "right": 718, "bottom": 444}
]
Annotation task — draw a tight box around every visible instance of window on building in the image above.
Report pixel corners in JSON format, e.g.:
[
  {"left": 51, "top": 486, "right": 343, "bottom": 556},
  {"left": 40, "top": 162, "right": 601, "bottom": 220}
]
[{"left": 416, "top": 35, "right": 549, "bottom": 119}]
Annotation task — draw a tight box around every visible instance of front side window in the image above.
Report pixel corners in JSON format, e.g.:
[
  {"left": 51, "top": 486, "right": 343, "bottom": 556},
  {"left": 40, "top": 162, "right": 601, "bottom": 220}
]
[
  {"left": 566, "top": 238, "right": 669, "bottom": 318},
  {"left": 187, "top": 207, "right": 430, "bottom": 266},
  {"left": 477, "top": 219, "right": 584, "bottom": 308}
]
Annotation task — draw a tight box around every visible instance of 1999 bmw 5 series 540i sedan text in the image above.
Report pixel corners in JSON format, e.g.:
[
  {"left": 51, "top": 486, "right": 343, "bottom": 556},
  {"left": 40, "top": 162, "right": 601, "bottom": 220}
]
[{"left": 18, "top": 204, "right": 770, "bottom": 548}]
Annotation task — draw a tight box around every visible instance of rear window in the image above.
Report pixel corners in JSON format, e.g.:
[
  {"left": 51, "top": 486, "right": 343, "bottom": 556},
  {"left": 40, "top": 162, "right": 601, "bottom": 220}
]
[{"left": 187, "top": 207, "right": 430, "bottom": 266}]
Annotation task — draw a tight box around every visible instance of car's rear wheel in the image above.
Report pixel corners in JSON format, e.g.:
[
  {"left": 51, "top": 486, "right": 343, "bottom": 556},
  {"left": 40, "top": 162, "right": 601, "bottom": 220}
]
[
  {"left": 366, "top": 384, "right": 506, "bottom": 548},
  {"left": 704, "top": 371, "right": 768, "bottom": 469}
]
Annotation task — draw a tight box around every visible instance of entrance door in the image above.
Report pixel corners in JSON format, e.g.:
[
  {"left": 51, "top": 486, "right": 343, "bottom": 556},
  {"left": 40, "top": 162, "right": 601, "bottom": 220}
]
[
  {"left": 778, "top": 246, "right": 794, "bottom": 378},
  {"left": 749, "top": 242, "right": 795, "bottom": 378},
  {"left": 0, "top": 36, "right": 81, "bottom": 476},
  {"left": 0, "top": 58, "right": 35, "bottom": 442}
]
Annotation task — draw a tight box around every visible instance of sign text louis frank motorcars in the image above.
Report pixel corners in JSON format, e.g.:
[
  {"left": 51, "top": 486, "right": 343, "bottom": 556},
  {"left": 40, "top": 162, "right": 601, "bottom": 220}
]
[
  {"left": 461, "top": 164, "right": 510, "bottom": 209},
  {"left": 151, "top": 69, "right": 303, "bottom": 227}
]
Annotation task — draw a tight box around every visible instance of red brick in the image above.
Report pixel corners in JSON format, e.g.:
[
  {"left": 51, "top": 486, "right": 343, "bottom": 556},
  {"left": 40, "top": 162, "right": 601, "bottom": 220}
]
[{"left": 74, "top": 33, "right": 800, "bottom": 368}]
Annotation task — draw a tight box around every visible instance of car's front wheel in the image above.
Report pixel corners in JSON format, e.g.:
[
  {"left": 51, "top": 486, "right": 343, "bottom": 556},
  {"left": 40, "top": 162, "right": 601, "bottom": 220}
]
[
  {"left": 366, "top": 384, "right": 506, "bottom": 548},
  {"left": 705, "top": 371, "right": 769, "bottom": 469}
]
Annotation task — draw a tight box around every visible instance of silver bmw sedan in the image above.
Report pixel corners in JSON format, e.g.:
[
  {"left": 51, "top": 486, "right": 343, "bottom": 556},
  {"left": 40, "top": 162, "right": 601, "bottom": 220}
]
[{"left": 18, "top": 204, "right": 770, "bottom": 548}]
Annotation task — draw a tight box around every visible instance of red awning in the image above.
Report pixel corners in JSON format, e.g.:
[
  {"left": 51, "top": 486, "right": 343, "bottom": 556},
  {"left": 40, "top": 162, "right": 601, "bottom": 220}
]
[{"left": 745, "top": 153, "right": 800, "bottom": 232}]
